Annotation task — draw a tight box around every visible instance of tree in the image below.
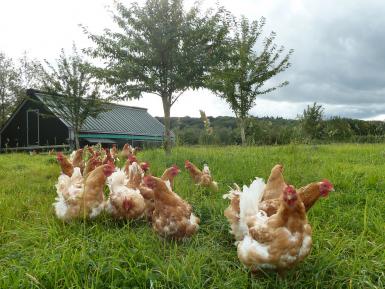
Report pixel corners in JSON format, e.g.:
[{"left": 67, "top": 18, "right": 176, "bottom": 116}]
[
  {"left": 0, "top": 52, "right": 19, "bottom": 127},
  {"left": 39, "top": 45, "right": 105, "bottom": 149},
  {"left": 325, "top": 117, "right": 353, "bottom": 141},
  {"left": 17, "top": 52, "right": 43, "bottom": 92},
  {"left": 82, "top": 0, "right": 229, "bottom": 154},
  {"left": 0, "top": 51, "right": 43, "bottom": 127},
  {"left": 299, "top": 102, "right": 325, "bottom": 140},
  {"left": 206, "top": 17, "right": 292, "bottom": 145}
]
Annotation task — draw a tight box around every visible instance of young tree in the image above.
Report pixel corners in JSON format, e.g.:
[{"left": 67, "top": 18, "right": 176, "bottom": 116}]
[
  {"left": 0, "top": 52, "right": 19, "bottom": 127},
  {"left": 299, "top": 102, "right": 325, "bottom": 140},
  {"left": 206, "top": 17, "right": 293, "bottom": 145},
  {"left": 39, "top": 45, "right": 105, "bottom": 149},
  {"left": 82, "top": 0, "right": 229, "bottom": 154},
  {"left": 17, "top": 52, "right": 43, "bottom": 92}
]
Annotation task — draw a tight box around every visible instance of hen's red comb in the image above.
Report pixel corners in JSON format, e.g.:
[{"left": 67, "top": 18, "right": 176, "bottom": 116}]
[
  {"left": 322, "top": 179, "right": 333, "bottom": 189},
  {"left": 171, "top": 164, "right": 181, "bottom": 174},
  {"left": 56, "top": 152, "right": 64, "bottom": 160},
  {"left": 284, "top": 184, "right": 296, "bottom": 194}
]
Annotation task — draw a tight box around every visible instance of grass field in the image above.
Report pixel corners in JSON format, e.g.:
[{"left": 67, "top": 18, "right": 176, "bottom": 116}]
[{"left": 0, "top": 144, "right": 384, "bottom": 288}]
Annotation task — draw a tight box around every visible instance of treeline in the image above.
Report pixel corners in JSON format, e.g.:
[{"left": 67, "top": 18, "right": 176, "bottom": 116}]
[{"left": 157, "top": 115, "right": 385, "bottom": 145}]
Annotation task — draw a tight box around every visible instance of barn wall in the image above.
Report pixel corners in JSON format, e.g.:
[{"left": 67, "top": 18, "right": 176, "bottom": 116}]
[{"left": 0, "top": 98, "right": 69, "bottom": 148}]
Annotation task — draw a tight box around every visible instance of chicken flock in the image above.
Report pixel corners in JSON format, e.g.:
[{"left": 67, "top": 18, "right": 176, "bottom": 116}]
[{"left": 54, "top": 144, "right": 334, "bottom": 275}]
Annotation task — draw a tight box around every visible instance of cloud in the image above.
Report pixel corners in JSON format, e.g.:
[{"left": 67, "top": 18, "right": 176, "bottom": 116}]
[
  {"left": 245, "top": 0, "right": 385, "bottom": 118},
  {"left": 1, "top": 0, "right": 385, "bottom": 119}
]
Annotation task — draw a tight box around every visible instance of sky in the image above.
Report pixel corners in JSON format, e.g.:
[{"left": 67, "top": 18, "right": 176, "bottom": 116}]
[{"left": 1, "top": 0, "right": 385, "bottom": 120}]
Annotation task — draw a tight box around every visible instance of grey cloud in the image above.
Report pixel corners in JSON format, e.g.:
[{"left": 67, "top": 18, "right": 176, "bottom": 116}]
[{"left": 252, "top": 0, "right": 385, "bottom": 118}]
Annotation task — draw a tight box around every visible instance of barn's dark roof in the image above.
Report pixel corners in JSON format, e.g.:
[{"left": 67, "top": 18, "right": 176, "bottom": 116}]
[{"left": 32, "top": 90, "right": 167, "bottom": 138}]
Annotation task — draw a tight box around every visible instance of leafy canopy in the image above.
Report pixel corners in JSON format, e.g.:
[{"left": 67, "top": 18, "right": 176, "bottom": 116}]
[
  {"left": 39, "top": 45, "right": 105, "bottom": 147},
  {"left": 207, "top": 17, "right": 293, "bottom": 120},
  {"left": 82, "top": 0, "right": 229, "bottom": 153},
  {"left": 82, "top": 0, "right": 229, "bottom": 103}
]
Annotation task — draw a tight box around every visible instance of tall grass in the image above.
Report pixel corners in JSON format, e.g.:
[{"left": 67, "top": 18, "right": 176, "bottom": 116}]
[{"left": 0, "top": 144, "right": 384, "bottom": 288}]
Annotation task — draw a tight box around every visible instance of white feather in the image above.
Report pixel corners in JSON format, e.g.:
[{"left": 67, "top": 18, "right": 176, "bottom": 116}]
[
  {"left": 70, "top": 167, "right": 83, "bottom": 185},
  {"left": 129, "top": 162, "right": 139, "bottom": 176},
  {"left": 53, "top": 195, "right": 68, "bottom": 219},
  {"left": 67, "top": 184, "right": 83, "bottom": 198},
  {"left": 189, "top": 213, "right": 199, "bottom": 227},
  {"left": 298, "top": 234, "right": 312, "bottom": 257},
  {"left": 69, "top": 150, "right": 76, "bottom": 162},
  {"left": 202, "top": 164, "right": 211, "bottom": 175},
  {"left": 223, "top": 184, "right": 241, "bottom": 199},
  {"left": 55, "top": 174, "right": 71, "bottom": 196},
  {"left": 109, "top": 169, "right": 141, "bottom": 199},
  {"left": 165, "top": 180, "right": 172, "bottom": 191},
  {"left": 109, "top": 169, "right": 129, "bottom": 191},
  {"left": 89, "top": 202, "right": 105, "bottom": 218},
  {"left": 107, "top": 167, "right": 124, "bottom": 189},
  {"left": 239, "top": 178, "right": 266, "bottom": 236},
  {"left": 238, "top": 235, "right": 270, "bottom": 260}
]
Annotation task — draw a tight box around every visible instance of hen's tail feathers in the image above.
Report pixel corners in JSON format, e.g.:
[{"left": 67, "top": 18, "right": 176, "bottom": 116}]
[
  {"left": 53, "top": 195, "right": 68, "bottom": 220},
  {"left": 129, "top": 162, "right": 139, "bottom": 175},
  {"left": 239, "top": 178, "right": 266, "bottom": 236},
  {"left": 223, "top": 183, "right": 241, "bottom": 200},
  {"left": 71, "top": 167, "right": 83, "bottom": 185},
  {"left": 202, "top": 164, "right": 211, "bottom": 176},
  {"left": 69, "top": 150, "right": 76, "bottom": 163},
  {"left": 56, "top": 174, "right": 71, "bottom": 196},
  {"left": 109, "top": 169, "right": 127, "bottom": 190}
]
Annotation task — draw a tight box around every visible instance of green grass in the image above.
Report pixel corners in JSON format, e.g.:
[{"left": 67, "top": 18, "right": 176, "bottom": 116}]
[{"left": 0, "top": 144, "right": 384, "bottom": 288}]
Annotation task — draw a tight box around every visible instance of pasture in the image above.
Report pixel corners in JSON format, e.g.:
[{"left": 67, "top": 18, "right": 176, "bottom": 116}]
[{"left": 0, "top": 144, "right": 384, "bottom": 288}]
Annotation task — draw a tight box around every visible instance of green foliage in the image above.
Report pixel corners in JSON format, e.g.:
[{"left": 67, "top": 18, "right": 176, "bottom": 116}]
[
  {"left": 0, "top": 53, "right": 19, "bottom": 126},
  {"left": 206, "top": 16, "right": 293, "bottom": 145},
  {"left": 325, "top": 117, "right": 354, "bottom": 141},
  {"left": 158, "top": 115, "right": 385, "bottom": 146},
  {"left": 299, "top": 102, "right": 325, "bottom": 141},
  {"left": 39, "top": 45, "right": 105, "bottom": 148},
  {"left": 16, "top": 52, "right": 43, "bottom": 93},
  {"left": 246, "top": 117, "right": 301, "bottom": 145},
  {"left": 82, "top": 0, "right": 229, "bottom": 154},
  {"left": 0, "top": 145, "right": 384, "bottom": 288},
  {"left": 0, "top": 52, "right": 43, "bottom": 127}
]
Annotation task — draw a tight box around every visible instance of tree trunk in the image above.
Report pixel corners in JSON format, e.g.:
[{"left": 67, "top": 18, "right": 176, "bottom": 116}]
[
  {"left": 74, "top": 130, "right": 80, "bottom": 149},
  {"left": 239, "top": 118, "right": 246, "bottom": 146},
  {"left": 162, "top": 97, "right": 172, "bottom": 155},
  {"left": 1, "top": 97, "right": 5, "bottom": 126}
]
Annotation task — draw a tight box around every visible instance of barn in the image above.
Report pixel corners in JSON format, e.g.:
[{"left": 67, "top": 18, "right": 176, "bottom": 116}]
[{"left": 0, "top": 89, "right": 170, "bottom": 151}]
